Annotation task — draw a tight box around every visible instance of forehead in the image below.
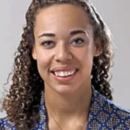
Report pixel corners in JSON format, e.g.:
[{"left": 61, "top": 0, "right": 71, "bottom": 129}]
[{"left": 34, "top": 4, "right": 92, "bottom": 36}]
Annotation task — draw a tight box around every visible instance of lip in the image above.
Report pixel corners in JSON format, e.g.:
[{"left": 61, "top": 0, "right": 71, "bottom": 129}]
[
  {"left": 51, "top": 70, "right": 78, "bottom": 82},
  {"left": 50, "top": 65, "right": 79, "bottom": 72},
  {"left": 50, "top": 65, "right": 79, "bottom": 82}
]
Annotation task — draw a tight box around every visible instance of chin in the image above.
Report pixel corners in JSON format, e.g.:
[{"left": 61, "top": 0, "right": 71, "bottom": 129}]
[{"left": 53, "top": 85, "right": 80, "bottom": 95}]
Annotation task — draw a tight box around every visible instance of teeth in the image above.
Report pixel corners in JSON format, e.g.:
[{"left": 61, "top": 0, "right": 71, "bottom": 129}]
[
  {"left": 54, "top": 70, "right": 76, "bottom": 77},
  {"left": 60, "top": 72, "right": 64, "bottom": 76},
  {"left": 55, "top": 72, "right": 58, "bottom": 76},
  {"left": 65, "top": 72, "right": 68, "bottom": 76}
]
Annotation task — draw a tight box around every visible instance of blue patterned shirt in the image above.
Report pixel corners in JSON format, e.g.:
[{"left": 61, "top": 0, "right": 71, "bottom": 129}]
[{"left": 0, "top": 87, "right": 130, "bottom": 130}]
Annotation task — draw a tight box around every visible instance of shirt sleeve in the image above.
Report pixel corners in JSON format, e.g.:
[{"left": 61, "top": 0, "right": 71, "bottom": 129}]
[
  {"left": 0, "top": 117, "right": 17, "bottom": 130},
  {"left": 0, "top": 118, "right": 5, "bottom": 130}
]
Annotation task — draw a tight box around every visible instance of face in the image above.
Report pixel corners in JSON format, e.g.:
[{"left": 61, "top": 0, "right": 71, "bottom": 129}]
[{"left": 32, "top": 4, "right": 101, "bottom": 95}]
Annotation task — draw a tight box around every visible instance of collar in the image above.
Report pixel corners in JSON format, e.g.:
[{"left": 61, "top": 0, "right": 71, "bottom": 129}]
[{"left": 35, "top": 86, "right": 110, "bottom": 130}]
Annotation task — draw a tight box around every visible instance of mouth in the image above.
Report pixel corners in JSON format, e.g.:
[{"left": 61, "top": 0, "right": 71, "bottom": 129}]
[
  {"left": 50, "top": 66, "right": 79, "bottom": 82},
  {"left": 51, "top": 69, "right": 78, "bottom": 78}
]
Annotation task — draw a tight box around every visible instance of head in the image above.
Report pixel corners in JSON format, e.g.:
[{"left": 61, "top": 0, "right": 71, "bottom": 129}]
[{"left": 3, "top": 0, "right": 113, "bottom": 130}]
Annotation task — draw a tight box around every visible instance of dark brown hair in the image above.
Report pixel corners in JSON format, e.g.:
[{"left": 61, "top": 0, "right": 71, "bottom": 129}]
[{"left": 3, "top": 0, "right": 113, "bottom": 129}]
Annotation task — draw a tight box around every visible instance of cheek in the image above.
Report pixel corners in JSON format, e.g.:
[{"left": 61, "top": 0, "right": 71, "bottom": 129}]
[
  {"left": 74, "top": 47, "right": 94, "bottom": 63},
  {"left": 75, "top": 48, "right": 94, "bottom": 75},
  {"left": 36, "top": 51, "right": 52, "bottom": 77},
  {"left": 36, "top": 49, "right": 52, "bottom": 65}
]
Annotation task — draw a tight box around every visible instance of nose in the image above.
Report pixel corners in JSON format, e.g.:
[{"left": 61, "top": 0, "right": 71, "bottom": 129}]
[{"left": 54, "top": 42, "right": 73, "bottom": 63}]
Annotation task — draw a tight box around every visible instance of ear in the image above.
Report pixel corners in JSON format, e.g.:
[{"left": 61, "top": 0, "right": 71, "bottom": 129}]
[
  {"left": 94, "top": 42, "right": 103, "bottom": 57},
  {"left": 32, "top": 46, "right": 37, "bottom": 60}
]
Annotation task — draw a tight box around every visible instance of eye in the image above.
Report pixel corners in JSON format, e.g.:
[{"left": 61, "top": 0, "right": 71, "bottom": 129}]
[
  {"left": 41, "top": 41, "right": 54, "bottom": 48},
  {"left": 72, "top": 38, "right": 84, "bottom": 46}
]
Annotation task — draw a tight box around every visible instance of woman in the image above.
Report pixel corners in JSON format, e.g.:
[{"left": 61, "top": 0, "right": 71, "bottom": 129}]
[{"left": 0, "top": 0, "right": 130, "bottom": 130}]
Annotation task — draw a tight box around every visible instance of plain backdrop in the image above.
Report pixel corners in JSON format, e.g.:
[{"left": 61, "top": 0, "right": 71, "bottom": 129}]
[{"left": 0, "top": 0, "right": 130, "bottom": 117}]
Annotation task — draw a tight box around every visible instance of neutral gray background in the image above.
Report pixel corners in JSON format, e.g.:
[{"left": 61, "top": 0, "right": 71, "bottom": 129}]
[{"left": 0, "top": 0, "right": 130, "bottom": 117}]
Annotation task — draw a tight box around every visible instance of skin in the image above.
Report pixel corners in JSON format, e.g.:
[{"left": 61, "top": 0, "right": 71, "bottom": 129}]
[{"left": 32, "top": 4, "right": 102, "bottom": 130}]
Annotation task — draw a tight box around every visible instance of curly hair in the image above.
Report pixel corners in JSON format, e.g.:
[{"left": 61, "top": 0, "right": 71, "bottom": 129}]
[{"left": 3, "top": 0, "right": 114, "bottom": 129}]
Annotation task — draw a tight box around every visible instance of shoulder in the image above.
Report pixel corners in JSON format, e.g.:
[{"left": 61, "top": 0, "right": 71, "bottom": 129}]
[
  {"left": 95, "top": 90, "right": 130, "bottom": 128},
  {"left": 106, "top": 98, "right": 130, "bottom": 128},
  {"left": 107, "top": 98, "right": 130, "bottom": 120},
  {"left": 102, "top": 93, "right": 130, "bottom": 118},
  {"left": 93, "top": 88, "right": 130, "bottom": 115},
  {"left": 0, "top": 117, "right": 16, "bottom": 130}
]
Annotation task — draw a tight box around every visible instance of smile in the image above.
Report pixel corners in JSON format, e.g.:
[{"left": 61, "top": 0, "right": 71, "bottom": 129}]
[
  {"left": 50, "top": 66, "right": 79, "bottom": 82},
  {"left": 53, "top": 70, "right": 76, "bottom": 77}
]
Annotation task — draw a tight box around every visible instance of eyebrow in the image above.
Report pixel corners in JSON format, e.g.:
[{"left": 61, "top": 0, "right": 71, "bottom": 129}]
[{"left": 38, "top": 30, "right": 86, "bottom": 38}]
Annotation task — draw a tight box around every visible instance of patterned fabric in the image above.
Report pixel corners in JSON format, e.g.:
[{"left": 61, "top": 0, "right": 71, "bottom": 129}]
[{"left": 0, "top": 87, "right": 130, "bottom": 130}]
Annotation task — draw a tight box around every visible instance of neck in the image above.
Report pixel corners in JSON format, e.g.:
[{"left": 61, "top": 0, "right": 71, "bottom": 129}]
[{"left": 44, "top": 84, "right": 92, "bottom": 122}]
